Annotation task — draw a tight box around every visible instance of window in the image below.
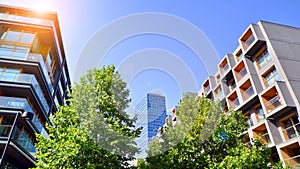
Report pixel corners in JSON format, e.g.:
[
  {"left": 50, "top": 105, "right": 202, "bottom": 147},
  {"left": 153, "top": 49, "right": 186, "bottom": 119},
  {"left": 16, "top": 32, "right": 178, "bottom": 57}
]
[
  {"left": 1, "top": 30, "right": 36, "bottom": 44},
  {"left": 254, "top": 105, "right": 265, "bottom": 123},
  {"left": 256, "top": 48, "right": 271, "bottom": 69},
  {"left": 0, "top": 68, "right": 20, "bottom": 81},
  {"left": 4, "top": 31, "right": 20, "bottom": 41},
  {"left": 281, "top": 115, "right": 300, "bottom": 140},
  {"left": 264, "top": 68, "right": 280, "bottom": 87},
  {"left": 19, "top": 32, "right": 35, "bottom": 43}
]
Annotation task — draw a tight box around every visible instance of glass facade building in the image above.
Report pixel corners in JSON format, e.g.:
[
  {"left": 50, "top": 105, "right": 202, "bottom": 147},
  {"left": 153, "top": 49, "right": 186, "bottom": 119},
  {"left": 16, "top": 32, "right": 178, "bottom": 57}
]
[
  {"left": 0, "top": 4, "right": 71, "bottom": 168},
  {"left": 135, "top": 93, "right": 166, "bottom": 158}
]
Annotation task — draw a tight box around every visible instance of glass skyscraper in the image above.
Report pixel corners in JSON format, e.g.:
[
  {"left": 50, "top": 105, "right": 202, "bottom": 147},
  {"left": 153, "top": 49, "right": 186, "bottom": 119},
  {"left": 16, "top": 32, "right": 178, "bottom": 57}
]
[{"left": 135, "top": 93, "right": 166, "bottom": 158}]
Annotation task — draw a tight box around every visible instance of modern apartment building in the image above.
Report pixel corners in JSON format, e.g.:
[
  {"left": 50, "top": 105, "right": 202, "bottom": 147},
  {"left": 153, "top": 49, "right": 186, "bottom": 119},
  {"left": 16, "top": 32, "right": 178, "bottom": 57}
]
[
  {"left": 135, "top": 93, "right": 166, "bottom": 158},
  {"left": 198, "top": 21, "right": 300, "bottom": 168},
  {"left": 0, "top": 4, "right": 71, "bottom": 168}
]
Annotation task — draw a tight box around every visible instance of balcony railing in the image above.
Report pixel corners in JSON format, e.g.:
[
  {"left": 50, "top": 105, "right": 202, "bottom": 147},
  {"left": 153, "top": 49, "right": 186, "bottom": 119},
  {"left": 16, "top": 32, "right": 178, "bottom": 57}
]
[
  {"left": 0, "top": 48, "right": 54, "bottom": 94},
  {"left": 264, "top": 73, "right": 280, "bottom": 88},
  {"left": 243, "top": 34, "right": 255, "bottom": 50},
  {"left": 236, "top": 67, "right": 247, "bottom": 82},
  {"left": 221, "top": 64, "right": 230, "bottom": 74},
  {"left": 229, "top": 97, "right": 240, "bottom": 109},
  {"left": 0, "top": 72, "right": 50, "bottom": 114},
  {"left": 0, "top": 96, "right": 48, "bottom": 137},
  {"left": 261, "top": 132, "right": 271, "bottom": 145},
  {"left": 282, "top": 123, "right": 300, "bottom": 140},
  {"left": 12, "top": 127, "right": 37, "bottom": 153},
  {"left": 0, "top": 12, "right": 54, "bottom": 27},
  {"left": 241, "top": 86, "right": 254, "bottom": 101},
  {"left": 214, "top": 91, "right": 224, "bottom": 100},
  {"left": 284, "top": 154, "right": 300, "bottom": 169},
  {"left": 264, "top": 95, "right": 282, "bottom": 113},
  {"left": 0, "top": 125, "right": 36, "bottom": 154},
  {"left": 205, "top": 85, "right": 211, "bottom": 93}
]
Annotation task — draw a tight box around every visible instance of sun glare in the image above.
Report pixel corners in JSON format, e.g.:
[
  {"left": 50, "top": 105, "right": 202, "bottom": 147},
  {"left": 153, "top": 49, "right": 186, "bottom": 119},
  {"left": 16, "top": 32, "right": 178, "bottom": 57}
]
[{"left": 31, "top": 0, "right": 50, "bottom": 13}]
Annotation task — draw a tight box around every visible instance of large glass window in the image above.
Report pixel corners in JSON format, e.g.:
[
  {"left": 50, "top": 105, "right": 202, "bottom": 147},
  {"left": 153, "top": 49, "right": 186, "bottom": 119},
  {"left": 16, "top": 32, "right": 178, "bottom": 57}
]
[
  {"left": 0, "top": 68, "right": 20, "bottom": 81},
  {"left": 5, "top": 31, "right": 20, "bottom": 41},
  {"left": 254, "top": 105, "right": 265, "bottom": 122},
  {"left": 1, "top": 30, "right": 36, "bottom": 44},
  {"left": 19, "top": 32, "right": 35, "bottom": 43}
]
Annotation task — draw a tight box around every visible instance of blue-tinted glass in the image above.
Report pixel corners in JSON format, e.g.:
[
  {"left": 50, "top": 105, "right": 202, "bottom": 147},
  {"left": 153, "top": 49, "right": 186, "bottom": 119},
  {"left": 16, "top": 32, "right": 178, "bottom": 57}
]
[{"left": 5, "top": 31, "right": 20, "bottom": 41}]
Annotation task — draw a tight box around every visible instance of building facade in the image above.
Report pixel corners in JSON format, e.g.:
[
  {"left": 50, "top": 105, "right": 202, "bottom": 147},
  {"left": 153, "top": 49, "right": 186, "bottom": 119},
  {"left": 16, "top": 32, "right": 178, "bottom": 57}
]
[
  {"left": 198, "top": 21, "right": 300, "bottom": 168},
  {"left": 135, "top": 93, "right": 166, "bottom": 158},
  {"left": 0, "top": 5, "right": 71, "bottom": 168}
]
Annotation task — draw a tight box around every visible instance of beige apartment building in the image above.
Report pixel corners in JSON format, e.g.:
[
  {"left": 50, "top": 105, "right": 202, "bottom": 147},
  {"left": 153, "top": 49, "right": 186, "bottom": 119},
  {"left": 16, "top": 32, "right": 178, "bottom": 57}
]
[{"left": 198, "top": 21, "right": 300, "bottom": 168}]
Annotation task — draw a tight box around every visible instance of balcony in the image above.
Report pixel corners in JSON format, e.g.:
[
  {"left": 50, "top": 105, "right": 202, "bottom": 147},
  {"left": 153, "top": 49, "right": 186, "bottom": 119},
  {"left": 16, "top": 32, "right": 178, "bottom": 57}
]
[
  {"left": 0, "top": 125, "right": 36, "bottom": 154},
  {"left": 261, "top": 132, "right": 271, "bottom": 145},
  {"left": 235, "top": 67, "right": 247, "bottom": 82},
  {"left": 253, "top": 124, "right": 272, "bottom": 145},
  {"left": 0, "top": 72, "right": 50, "bottom": 113},
  {"left": 282, "top": 123, "right": 300, "bottom": 140},
  {"left": 221, "top": 64, "right": 230, "bottom": 74},
  {"left": 0, "top": 12, "right": 54, "bottom": 27},
  {"left": 264, "top": 72, "right": 280, "bottom": 88},
  {"left": 204, "top": 85, "right": 211, "bottom": 94},
  {"left": 0, "top": 96, "right": 48, "bottom": 137},
  {"left": 264, "top": 95, "right": 282, "bottom": 113},
  {"left": 229, "top": 97, "right": 240, "bottom": 109},
  {"left": 284, "top": 155, "right": 300, "bottom": 169},
  {"left": 241, "top": 86, "right": 254, "bottom": 101},
  {"left": 214, "top": 90, "right": 224, "bottom": 100},
  {"left": 0, "top": 48, "right": 54, "bottom": 94},
  {"left": 243, "top": 34, "right": 255, "bottom": 50}
]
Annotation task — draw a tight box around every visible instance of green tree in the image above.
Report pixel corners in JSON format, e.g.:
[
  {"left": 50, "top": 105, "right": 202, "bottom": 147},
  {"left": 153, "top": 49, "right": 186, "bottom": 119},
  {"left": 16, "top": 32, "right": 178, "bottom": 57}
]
[
  {"left": 139, "top": 95, "right": 280, "bottom": 169},
  {"left": 33, "top": 65, "right": 140, "bottom": 169}
]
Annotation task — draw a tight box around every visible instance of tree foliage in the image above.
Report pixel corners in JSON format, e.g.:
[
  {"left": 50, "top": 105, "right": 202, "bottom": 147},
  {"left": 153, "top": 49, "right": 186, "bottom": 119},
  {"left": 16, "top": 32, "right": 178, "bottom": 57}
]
[
  {"left": 33, "top": 65, "right": 140, "bottom": 169},
  {"left": 138, "top": 95, "right": 281, "bottom": 169}
]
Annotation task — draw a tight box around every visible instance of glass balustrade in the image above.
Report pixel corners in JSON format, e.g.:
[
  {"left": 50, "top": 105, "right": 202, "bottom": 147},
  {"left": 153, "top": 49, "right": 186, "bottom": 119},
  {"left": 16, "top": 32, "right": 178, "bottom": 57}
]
[
  {"left": 0, "top": 72, "right": 50, "bottom": 114},
  {"left": 0, "top": 47, "right": 54, "bottom": 94},
  {"left": 12, "top": 127, "right": 36, "bottom": 153},
  {"left": 264, "top": 95, "right": 282, "bottom": 113},
  {"left": 0, "top": 96, "right": 48, "bottom": 137},
  {"left": 241, "top": 86, "right": 254, "bottom": 101},
  {"left": 284, "top": 155, "right": 300, "bottom": 168},
  {"left": 236, "top": 67, "right": 247, "bottom": 81},
  {"left": 0, "top": 125, "right": 37, "bottom": 154},
  {"left": 230, "top": 98, "right": 240, "bottom": 109},
  {"left": 243, "top": 34, "right": 255, "bottom": 50},
  {"left": 214, "top": 91, "right": 224, "bottom": 100}
]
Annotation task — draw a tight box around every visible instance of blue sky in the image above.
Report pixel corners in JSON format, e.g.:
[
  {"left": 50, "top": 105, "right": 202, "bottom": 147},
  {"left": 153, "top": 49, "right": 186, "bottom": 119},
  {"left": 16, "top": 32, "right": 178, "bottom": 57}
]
[{"left": 2, "top": 0, "right": 300, "bottom": 111}]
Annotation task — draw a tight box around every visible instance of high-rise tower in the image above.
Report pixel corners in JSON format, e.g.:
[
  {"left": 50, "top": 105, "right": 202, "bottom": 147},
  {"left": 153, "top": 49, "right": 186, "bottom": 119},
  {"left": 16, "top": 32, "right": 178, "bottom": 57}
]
[{"left": 0, "top": 4, "right": 71, "bottom": 168}]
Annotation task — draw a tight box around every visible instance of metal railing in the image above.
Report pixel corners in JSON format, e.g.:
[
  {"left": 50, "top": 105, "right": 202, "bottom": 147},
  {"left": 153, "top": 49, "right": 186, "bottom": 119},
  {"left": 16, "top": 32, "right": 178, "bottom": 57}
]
[
  {"left": 284, "top": 154, "right": 300, "bottom": 169},
  {"left": 0, "top": 72, "right": 50, "bottom": 114},
  {"left": 264, "top": 95, "right": 282, "bottom": 113},
  {"left": 241, "top": 86, "right": 254, "bottom": 101},
  {"left": 282, "top": 123, "right": 300, "bottom": 140},
  {"left": 229, "top": 97, "right": 240, "bottom": 109},
  {"left": 235, "top": 67, "right": 247, "bottom": 82},
  {"left": 0, "top": 48, "right": 54, "bottom": 94}
]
